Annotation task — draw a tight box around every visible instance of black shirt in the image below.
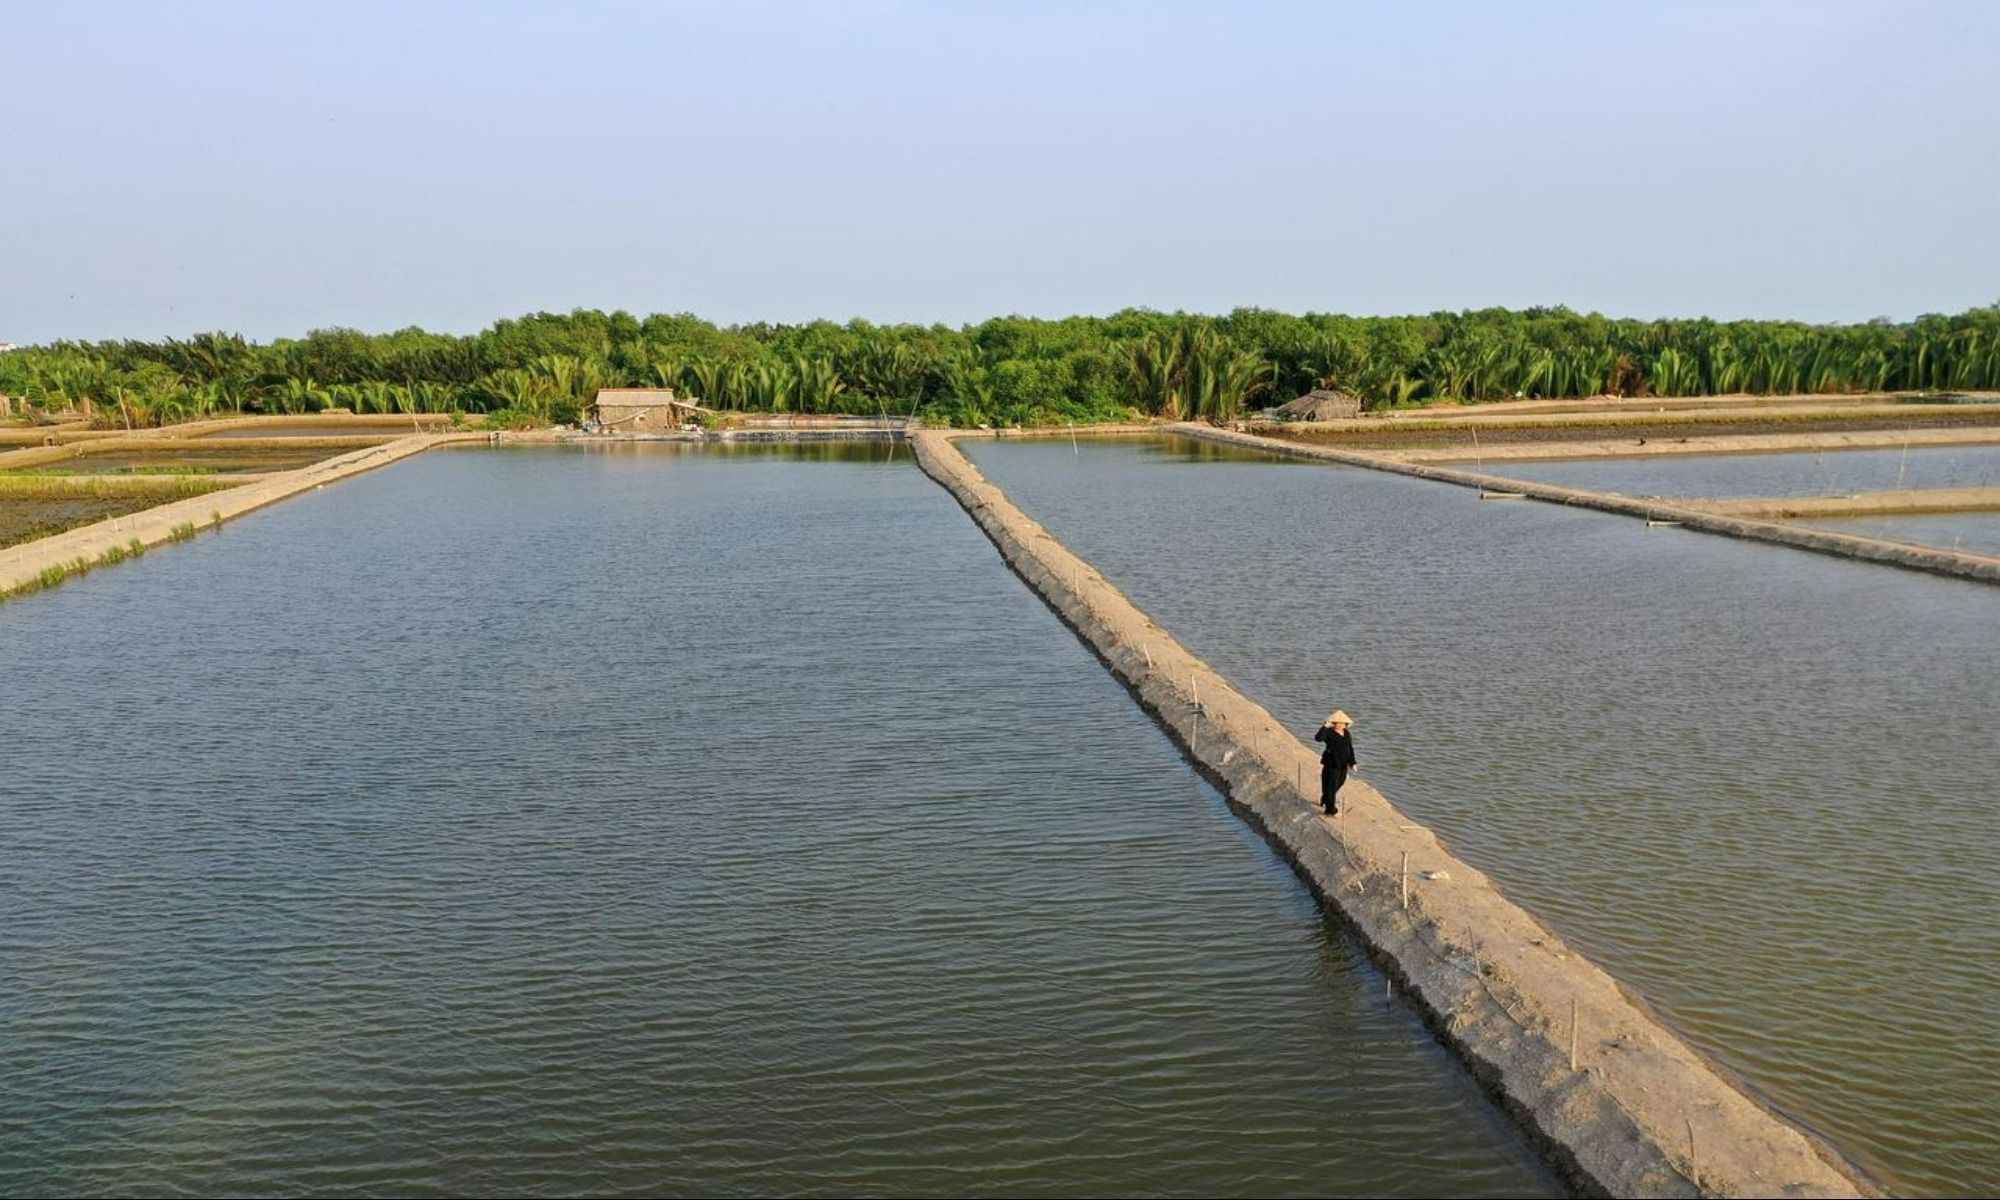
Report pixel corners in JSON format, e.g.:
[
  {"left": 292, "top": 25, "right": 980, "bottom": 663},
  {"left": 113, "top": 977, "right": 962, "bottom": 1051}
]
[{"left": 1314, "top": 725, "right": 1356, "bottom": 770}]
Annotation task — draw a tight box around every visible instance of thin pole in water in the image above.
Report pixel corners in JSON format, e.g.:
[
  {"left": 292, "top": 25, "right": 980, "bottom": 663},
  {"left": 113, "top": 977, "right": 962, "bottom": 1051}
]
[
  {"left": 1897, "top": 436, "right": 1910, "bottom": 490},
  {"left": 1069, "top": 417, "right": 1078, "bottom": 456}
]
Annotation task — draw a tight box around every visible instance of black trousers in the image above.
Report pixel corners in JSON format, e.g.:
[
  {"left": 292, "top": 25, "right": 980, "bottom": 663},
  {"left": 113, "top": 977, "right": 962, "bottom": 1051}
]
[{"left": 1320, "top": 763, "right": 1347, "bottom": 812}]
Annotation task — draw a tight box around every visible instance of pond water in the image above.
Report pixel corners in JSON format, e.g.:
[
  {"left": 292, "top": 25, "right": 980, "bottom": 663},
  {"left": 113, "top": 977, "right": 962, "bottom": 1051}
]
[
  {"left": 1474, "top": 443, "right": 2000, "bottom": 498},
  {"left": 200, "top": 423, "right": 434, "bottom": 439},
  {"left": 1795, "top": 512, "right": 2000, "bottom": 558},
  {"left": 0, "top": 444, "right": 1556, "bottom": 1198},
  {"left": 962, "top": 435, "right": 2000, "bottom": 1198},
  {"left": 11, "top": 449, "right": 338, "bottom": 475}
]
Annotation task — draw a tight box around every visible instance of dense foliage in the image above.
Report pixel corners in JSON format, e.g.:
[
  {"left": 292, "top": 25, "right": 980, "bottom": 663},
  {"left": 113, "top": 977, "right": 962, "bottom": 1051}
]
[{"left": 3, "top": 304, "right": 1996, "bottom": 428}]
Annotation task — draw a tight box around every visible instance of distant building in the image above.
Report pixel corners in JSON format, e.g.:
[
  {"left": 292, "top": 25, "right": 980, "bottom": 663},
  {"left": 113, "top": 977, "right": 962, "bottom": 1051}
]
[
  {"left": 1272, "top": 389, "right": 1363, "bottom": 422},
  {"left": 0, "top": 342, "right": 19, "bottom": 353},
  {"left": 592, "top": 387, "right": 706, "bottom": 433}
]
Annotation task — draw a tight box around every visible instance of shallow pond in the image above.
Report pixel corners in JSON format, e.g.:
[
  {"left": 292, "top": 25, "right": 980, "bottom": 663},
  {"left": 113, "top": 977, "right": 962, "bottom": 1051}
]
[
  {"left": 1475, "top": 443, "right": 2000, "bottom": 498},
  {"left": 14, "top": 449, "right": 339, "bottom": 475},
  {"left": 199, "top": 422, "right": 437, "bottom": 439},
  {"left": 0, "top": 479, "right": 234, "bottom": 549},
  {"left": 0, "top": 444, "right": 1556, "bottom": 1198},
  {"left": 963, "top": 434, "right": 2000, "bottom": 1197},
  {"left": 1794, "top": 511, "right": 2000, "bottom": 558}
]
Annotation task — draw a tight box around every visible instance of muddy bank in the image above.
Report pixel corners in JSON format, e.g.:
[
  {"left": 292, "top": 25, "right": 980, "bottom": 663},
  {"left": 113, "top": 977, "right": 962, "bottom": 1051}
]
[
  {"left": 1256, "top": 405, "right": 2000, "bottom": 452},
  {"left": 1368, "top": 391, "right": 1999, "bottom": 420},
  {"left": 1180, "top": 424, "right": 2000, "bottom": 585},
  {"left": 0, "top": 413, "right": 446, "bottom": 449},
  {"left": 1394, "top": 426, "right": 2000, "bottom": 463},
  {"left": 911, "top": 430, "right": 1868, "bottom": 1199},
  {"left": 0, "top": 434, "right": 395, "bottom": 474},
  {"left": 1692, "top": 486, "right": 2000, "bottom": 519},
  {"left": 0, "top": 476, "right": 238, "bottom": 550},
  {"left": 174, "top": 413, "right": 456, "bottom": 438}
]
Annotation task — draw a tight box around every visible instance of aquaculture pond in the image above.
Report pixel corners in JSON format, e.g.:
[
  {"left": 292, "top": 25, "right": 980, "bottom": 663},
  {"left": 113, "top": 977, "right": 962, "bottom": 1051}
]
[
  {"left": 199, "top": 422, "right": 440, "bottom": 439},
  {"left": 9, "top": 448, "right": 340, "bottom": 475},
  {"left": 1472, "top": 442, "right": 2000, "bottom": 498},
  {"left": 0, "top": 444, "right": 1556, "bottom": 1199},
  {"left": 0, "top": 476, "right": 235, "bottom": 549},
  {"left": 1794, "top": 512, "right": 2000, "bottom": 558},
  {"left": 963, "top": 434, "right": 2000, "bottom": 1198}
]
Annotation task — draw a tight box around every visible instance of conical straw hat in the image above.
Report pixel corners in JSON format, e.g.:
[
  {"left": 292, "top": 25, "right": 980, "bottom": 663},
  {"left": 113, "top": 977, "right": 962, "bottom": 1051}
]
[{"left": 1328, "top": 709, "right": 1353, "bottom": 726}]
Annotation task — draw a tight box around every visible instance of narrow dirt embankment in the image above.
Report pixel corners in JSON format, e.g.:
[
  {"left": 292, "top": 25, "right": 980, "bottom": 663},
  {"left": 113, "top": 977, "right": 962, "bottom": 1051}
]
[
  {"left": 1689, "top": 486, "right": 2000, "bottom": 518},
  {"left": 1391, "top": 426, "right": 2000, "bottom": 463},
  {"left": 1178, "top": 424, "right": 2000, "bottom": 585},
  {"left": 0, "top": 433, "right": 483, "bottom": 597},
  {"left": 912, "top": 430, "right": 1871, "bottom": 1199}
]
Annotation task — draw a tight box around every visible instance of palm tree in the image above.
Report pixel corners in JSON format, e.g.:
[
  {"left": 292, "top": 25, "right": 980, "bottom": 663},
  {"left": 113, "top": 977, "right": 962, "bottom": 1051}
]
[
  {"left": 793, "top": 356, "right": 845, "bottom": 414},
  {"left": 1124, "top": 332, "right": 1186, "bottom": 419}
]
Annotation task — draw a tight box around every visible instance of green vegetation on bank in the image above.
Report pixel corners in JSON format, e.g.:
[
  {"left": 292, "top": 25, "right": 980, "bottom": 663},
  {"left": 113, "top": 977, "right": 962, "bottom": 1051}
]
[
  {"left": 2, "top": 304, "right": 1996, "bottom": 429},
  {"left": 4, "top": 538, "right": 146, "bottom": 603},
  {"left": 0, "top": 475, "right": 235, "bottom": 549}
]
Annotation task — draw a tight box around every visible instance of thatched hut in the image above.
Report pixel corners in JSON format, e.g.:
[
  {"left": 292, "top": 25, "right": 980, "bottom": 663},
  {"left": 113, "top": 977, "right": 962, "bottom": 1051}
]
[
  {"left": 1272, "top": 389, "right": 1363, "bottom": 422},
  {"left": 592, "top": 387, "right": 707, "bottom": 432}
]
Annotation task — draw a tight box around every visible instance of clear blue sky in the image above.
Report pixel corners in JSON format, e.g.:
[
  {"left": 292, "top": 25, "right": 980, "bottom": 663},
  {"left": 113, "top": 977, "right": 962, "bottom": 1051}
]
[{"left": 3, "top": 1, "right": 1995, "bottom": 343}]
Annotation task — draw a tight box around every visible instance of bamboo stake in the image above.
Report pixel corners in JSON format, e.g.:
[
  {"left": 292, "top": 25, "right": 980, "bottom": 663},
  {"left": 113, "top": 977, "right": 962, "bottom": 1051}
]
[
  {"left": 1570, "top": 997, "right": 1580, "bottom": 1072},
  {"left": 1401, "top": 851, "right": 1410, "bottom": 910}
]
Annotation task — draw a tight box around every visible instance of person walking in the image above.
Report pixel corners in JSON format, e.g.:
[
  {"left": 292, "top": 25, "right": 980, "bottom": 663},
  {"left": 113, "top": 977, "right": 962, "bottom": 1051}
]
[{"left": 1313, "top": 709, "right": 1356, "bottom": 816}]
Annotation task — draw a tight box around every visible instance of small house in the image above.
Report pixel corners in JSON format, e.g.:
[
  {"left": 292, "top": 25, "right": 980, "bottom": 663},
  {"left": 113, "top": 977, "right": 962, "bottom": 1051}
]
[
  {"left": 1272, "top": 389, "right": 1363, "bottom": 422},
  {"left": 593, "top": 387, "right": 704, "bottom": 433}
]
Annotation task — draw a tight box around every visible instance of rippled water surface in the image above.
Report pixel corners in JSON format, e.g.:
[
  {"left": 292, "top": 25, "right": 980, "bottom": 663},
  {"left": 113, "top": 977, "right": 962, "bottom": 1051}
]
[
  {"left": 964, "top": 435, "right": 2000, "bottom": 1197},
  {"left": 1479, "top": 443, "right": 2000, "bottom": 497},
  {"left": 1795, "top": 512, "right": 2000, "bottom": 558},
  {"left": 0, "top": 445, "right": 1557, "bottom": 1198}
]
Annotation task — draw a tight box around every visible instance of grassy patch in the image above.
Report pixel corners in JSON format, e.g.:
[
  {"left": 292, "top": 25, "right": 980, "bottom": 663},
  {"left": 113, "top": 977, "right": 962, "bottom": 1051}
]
[{"left": 0, "top": 476, "right": 235, "bottom": 549}]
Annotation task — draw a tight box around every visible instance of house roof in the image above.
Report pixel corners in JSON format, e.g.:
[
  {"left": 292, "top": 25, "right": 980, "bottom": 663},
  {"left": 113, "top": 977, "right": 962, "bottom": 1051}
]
[
  {"left": 595, "top": 387, "right": 681, "bottom": 401},
  {"left": 1273, "top": 389, "right": 1361, "bottom": 419}
]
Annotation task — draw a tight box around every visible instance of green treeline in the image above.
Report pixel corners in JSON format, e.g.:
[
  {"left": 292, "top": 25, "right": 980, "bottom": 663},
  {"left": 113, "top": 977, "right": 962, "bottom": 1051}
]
[{"left": 3, "top": 304, "right": 1997, "bottom": 429}]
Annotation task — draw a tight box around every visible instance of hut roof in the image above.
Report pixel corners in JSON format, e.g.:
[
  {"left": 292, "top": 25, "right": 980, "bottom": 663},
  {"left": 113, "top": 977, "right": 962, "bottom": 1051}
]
[
  {"left": 1272, "top": 389, "right": 1362, "bottom": 421},
  {"left": 593, "top": 387, "right": 712, "bottom": 413}
]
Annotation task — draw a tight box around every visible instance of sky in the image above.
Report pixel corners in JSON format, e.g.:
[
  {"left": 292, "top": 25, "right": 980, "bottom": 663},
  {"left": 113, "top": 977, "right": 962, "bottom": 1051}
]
[{"left": 2, "top": 1, "right": 1995, "bottom": 343}]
